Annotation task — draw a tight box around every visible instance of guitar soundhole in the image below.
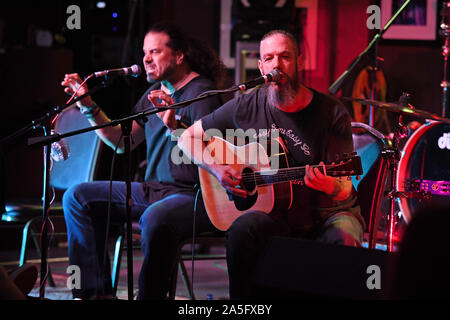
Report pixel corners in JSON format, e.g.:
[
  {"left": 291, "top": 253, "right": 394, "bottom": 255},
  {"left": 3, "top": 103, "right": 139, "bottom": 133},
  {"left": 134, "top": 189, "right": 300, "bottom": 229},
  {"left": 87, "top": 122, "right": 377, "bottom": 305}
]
[
  {"left": 229, "top": 167, "right": 257, "bottom": 211},
  {"left": 241, "top": 167, "right": 256, "bottom": 193}
]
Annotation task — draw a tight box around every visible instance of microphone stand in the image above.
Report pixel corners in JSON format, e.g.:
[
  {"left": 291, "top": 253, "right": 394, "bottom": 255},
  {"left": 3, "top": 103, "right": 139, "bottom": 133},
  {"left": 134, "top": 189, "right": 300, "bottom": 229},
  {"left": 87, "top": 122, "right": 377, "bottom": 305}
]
[
  {"left": 329, "top": 0, "right": 412, "bottom": 126},
  {"left": 120, "top": 118, "right": 134, "bottom": 300},
  {"left": 28, "top": 83, "right": 240, "bottom": 300},
  {"left": 1, "top": 78, "right": 114, "bottom": 298}
]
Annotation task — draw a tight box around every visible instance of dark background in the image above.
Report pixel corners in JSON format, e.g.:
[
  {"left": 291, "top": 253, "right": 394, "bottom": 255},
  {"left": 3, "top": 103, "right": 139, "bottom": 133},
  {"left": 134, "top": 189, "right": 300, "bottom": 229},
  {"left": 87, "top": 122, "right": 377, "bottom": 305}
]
[{"left": 0, "top": 0, "right": 447, "bottom": 203}]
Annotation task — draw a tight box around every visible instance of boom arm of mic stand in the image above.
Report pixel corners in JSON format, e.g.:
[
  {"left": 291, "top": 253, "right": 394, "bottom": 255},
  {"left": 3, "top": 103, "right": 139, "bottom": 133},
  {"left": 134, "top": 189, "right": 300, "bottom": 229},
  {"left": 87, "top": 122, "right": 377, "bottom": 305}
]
[
  {"left": 3, "top": 80, "right": 112, "bottom": 149},
  {"left": 328, "top": 0, "right": 412, "bottom": 95},
  {"left": 28, "top": 85, "right": 239, "bottom": 148},
  {"left": 328, "top": 37, "right": 379, "bottom": 95}
]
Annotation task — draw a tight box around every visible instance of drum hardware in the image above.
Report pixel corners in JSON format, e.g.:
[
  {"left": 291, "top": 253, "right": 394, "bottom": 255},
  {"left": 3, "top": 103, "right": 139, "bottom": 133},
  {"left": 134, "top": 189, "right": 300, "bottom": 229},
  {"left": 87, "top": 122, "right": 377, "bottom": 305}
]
[
  {"left": 344, "top": 93, "right": 438, "bottom": 251},
  {"left": 406, "top": 178, "right": 450, "bottom": 197},
  {"left": 385, "top": 190, "right": 431, "bottom": 201},
  {"left": 344, "top": 97, "right": 450, "bottom": 123},
  {"left": 440, "top": 1, "right": 450, "bottom": 118},
  {"left": 382, "top": 93, "right": 411, "bottom": 252}
]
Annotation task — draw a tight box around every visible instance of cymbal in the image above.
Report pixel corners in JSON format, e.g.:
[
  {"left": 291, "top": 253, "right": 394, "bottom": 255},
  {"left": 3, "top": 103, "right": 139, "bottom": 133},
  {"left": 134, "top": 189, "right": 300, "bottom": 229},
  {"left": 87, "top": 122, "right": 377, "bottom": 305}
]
[{"left": 344, "top": 97, "right": 450, "bottom": 123}]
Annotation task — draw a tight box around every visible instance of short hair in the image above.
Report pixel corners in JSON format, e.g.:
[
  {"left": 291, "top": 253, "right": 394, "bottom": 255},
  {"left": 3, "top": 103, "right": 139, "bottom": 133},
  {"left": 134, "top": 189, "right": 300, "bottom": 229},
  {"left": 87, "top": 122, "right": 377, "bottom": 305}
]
[{"left": 260, "top": 29, "right": 300, "bottom": 56}]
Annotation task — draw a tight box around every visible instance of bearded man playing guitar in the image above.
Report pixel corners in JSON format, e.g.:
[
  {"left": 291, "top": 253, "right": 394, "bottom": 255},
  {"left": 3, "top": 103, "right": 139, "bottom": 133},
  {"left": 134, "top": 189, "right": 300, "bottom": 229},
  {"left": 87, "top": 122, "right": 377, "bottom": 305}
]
[{"left": 178, "top": 30, "right": 365, "bottom": 299}]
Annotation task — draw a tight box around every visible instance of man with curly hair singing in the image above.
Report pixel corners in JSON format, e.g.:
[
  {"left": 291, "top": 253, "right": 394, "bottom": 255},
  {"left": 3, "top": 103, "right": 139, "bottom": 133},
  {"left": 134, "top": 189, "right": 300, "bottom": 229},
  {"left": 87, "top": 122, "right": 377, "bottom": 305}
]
[{"left": 61, "top": 22, "right": 225, "bottom": 300}]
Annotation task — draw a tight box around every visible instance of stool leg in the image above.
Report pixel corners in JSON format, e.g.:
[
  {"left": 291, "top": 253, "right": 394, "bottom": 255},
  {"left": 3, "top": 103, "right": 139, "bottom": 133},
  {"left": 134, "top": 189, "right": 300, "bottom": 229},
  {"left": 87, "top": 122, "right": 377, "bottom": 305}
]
[
  {"left": 179, "top": 260, "right": 195, "bottom": 300},
  {"left": 168, "top": 261, "right": 179, "bottom": 300},
  {"left": 19, "top": 220, "right": 33, "bottom": 267}
]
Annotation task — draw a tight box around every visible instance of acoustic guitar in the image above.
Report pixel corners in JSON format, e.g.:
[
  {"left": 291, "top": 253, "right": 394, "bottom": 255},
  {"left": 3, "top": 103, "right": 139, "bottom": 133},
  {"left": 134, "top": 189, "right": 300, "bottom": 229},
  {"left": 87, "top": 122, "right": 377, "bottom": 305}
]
[{"left": 199, "top": 136, "right": 363, "bottom": 231}]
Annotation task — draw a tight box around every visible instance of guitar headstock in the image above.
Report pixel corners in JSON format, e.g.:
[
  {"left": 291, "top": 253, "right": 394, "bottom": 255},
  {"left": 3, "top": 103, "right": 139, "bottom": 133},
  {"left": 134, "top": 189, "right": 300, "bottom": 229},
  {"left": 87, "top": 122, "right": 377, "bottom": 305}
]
[{"left": 327, "top": 152, "right": 363, "bottom": 177}]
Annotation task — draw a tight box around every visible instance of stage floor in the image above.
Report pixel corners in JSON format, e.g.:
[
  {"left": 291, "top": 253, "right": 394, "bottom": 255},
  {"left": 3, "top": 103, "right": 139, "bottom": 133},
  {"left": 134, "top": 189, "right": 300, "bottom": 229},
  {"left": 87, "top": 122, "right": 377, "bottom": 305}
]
[{"left": 0, "top": 243, "right": 229, "bottom": 301}]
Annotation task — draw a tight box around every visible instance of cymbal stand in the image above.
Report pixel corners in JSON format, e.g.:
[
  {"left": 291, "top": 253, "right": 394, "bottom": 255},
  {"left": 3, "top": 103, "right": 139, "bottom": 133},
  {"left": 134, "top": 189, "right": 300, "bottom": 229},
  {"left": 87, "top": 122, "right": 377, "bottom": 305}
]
[
  {"left": 440, "top": 1, "right": 450, "bottom": 118},
  {"left": 382, "top": 93, "right": 410, "bottom": 251}
]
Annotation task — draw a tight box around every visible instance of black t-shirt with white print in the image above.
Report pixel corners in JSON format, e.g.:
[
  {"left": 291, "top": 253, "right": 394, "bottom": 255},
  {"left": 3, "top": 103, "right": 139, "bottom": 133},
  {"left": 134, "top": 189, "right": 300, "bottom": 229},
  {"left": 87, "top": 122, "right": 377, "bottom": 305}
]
[{"left": 201, "top": 86, "right": 363, "bottom": 233}]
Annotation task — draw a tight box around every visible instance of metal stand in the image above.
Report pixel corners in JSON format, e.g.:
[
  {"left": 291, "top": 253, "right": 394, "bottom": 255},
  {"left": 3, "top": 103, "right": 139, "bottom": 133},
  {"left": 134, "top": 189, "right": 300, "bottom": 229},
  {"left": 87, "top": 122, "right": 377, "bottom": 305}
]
[
  {"left": 368, "top": 46, "right": 379, "bottom": 127},
  {"left": 440, "top": 1, "right": 450, "bottom": 118},
  {"left": 382, "top": 93, "right": 411, "bottom": 252},
  {"left": 0, "top": 79, "right": 114, "bottom": 299},
  {"left": 329, "top": 0, "right": 412, "bottom": 97},
  {"left": 121, "top": 119, "right": 134, "bottom": 300},
  {"left": 39, "top": 126, "right": 51, "bottom": 298}
]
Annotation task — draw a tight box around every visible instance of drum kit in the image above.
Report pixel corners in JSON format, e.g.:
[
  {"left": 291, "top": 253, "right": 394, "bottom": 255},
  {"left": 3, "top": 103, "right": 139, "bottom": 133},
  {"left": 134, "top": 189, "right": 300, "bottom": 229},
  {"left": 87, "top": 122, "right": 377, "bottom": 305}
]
[
  {"left": 344, "top": 95, "right": 450, "bottom": 251},
  {"left": 332, "top": 1, "right": 450, "bottom": 252}
]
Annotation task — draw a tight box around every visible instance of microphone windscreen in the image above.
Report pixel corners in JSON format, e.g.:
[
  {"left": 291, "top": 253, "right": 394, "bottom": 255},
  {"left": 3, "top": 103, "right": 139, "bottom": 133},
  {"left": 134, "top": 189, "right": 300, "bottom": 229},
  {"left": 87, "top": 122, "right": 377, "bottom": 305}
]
[
  {"left": 268, "top": 69, "right": 282, "bottom": 82},
  {"left": 131, "top": 64, "right": 142, "bottom": 77},
  {"left": 51, "top": 139, "right": 71, "bottom": 162}
]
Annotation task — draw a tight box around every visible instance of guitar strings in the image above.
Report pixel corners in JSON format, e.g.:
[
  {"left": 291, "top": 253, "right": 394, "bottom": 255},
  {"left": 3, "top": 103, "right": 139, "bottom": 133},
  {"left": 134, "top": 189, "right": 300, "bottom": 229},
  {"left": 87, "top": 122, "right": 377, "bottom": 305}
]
[
  {"left": 239, "top": 165, "right": 325, "bottom": 186},
  {"left": 238, "top": 164, "right": 353, "bottom": 186}
]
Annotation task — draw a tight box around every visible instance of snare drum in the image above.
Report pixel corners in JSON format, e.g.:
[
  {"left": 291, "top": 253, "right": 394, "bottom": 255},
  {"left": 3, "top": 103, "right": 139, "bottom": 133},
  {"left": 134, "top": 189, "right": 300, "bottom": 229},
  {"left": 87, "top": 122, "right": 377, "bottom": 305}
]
[{"left": 397, "top": 121, "right": 450, "bottom": 222}]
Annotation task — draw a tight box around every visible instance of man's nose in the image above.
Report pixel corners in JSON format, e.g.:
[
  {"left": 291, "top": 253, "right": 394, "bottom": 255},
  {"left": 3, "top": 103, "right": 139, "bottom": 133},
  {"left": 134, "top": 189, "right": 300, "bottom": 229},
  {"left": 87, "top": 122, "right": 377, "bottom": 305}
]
[
  {"left": 144, "top": 53, "right": 152, "bottom": 63},
  {"left": 272, "top": 57, "right": 281, "bottom": 69}
]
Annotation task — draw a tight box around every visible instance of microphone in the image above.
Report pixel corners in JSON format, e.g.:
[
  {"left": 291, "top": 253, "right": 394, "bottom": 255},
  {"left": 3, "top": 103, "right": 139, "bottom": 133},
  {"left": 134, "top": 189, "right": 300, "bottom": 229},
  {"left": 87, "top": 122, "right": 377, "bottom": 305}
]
[
  {"left": 92, "top": 64, "right": 142, "bottom": 78},
  {"left": 50, "top": 130, "right": 71, "bottom": 162},
  {"left": 237, "top": 69, "right": 282, "bottom": 91}
]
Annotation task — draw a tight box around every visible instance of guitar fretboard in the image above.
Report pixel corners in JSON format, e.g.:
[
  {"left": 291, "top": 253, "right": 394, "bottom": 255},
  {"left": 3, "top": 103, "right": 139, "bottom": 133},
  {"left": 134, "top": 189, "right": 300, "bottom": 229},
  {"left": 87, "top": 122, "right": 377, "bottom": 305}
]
[{"left": 241, "top": 165, "right": 326, "bottom": 186}]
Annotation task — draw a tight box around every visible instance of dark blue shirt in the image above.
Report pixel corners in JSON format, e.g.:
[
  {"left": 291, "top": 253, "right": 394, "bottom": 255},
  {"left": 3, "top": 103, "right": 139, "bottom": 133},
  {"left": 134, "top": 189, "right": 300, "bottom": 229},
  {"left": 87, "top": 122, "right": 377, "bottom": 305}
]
[{"left": 133, "top": 76, "right": 221, "bottom": 201}]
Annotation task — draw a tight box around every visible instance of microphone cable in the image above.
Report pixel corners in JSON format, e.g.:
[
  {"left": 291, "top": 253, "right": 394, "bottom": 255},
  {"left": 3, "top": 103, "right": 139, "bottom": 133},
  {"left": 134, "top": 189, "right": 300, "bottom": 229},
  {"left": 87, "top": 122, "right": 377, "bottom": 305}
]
[
  {"left": 38, "top": 126, "right": 57, "bottom": 297},
  {"left": 189, "top": 185, "right": 202, "bottom": 298},
  {"left": 52, "top": 74, "right": 94, "bottom": 126},
  {"left": 101, "top": 132, "right": 123, "bottom": 299}
]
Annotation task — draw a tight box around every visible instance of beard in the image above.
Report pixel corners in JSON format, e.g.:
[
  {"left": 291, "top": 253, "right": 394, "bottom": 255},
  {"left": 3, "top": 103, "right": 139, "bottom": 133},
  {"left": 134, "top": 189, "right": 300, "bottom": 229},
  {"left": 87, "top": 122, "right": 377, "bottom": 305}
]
[
  {"left": 265, "top": 71, "right": 300, "bottom": 107},
  {"left": 146, "top": 57, "right": 178, "bottom": 84}
]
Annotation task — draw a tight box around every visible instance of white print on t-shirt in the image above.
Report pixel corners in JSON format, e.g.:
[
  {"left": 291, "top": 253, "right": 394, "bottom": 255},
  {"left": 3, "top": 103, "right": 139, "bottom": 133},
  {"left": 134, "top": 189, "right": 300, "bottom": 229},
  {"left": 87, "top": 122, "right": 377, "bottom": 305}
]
[{"left": 253, "top": 124, "right": 311, "bottom": 156}]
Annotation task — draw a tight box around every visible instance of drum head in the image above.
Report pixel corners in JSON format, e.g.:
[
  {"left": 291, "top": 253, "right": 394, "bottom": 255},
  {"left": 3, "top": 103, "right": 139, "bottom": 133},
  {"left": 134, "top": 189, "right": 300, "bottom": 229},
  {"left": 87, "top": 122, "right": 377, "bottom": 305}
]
[{"left": 397, "top": 122, "right": 450, "bottom": 222}]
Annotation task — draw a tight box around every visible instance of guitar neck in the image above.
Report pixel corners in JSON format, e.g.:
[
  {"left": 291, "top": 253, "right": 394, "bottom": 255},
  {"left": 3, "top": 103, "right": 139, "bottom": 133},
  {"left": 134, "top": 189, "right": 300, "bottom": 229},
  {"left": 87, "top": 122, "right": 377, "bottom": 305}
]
[
  {"left": 242, "top": 165, "right": 323, "bottom": 186},
  {"left": 242, "top": 163, "right": 358, "bottom": 187}
]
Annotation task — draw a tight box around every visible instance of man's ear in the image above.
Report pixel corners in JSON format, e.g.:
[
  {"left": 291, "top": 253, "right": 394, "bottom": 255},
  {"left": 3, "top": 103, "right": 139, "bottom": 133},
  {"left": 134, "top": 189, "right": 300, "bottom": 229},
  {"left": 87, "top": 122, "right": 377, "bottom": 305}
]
[
  {"left": 176, "top": 51, "right": 184, "bottom": 65},
  {"left": 297, "top": 54, "right": 305, "bottom": 71},
  {"left": 258, "top": 59, "right": 264, "bottom": 76}
]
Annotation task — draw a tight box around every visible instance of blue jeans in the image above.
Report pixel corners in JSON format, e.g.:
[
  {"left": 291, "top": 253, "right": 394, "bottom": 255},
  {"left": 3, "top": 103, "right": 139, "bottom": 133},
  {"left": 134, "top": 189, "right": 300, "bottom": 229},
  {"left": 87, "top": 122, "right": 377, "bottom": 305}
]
[
  {"left": 226, "top": 210, "right": 364, "bottom": 299},
  {"left": 62, "top": 181, "right": 215, "bottom": 299}
]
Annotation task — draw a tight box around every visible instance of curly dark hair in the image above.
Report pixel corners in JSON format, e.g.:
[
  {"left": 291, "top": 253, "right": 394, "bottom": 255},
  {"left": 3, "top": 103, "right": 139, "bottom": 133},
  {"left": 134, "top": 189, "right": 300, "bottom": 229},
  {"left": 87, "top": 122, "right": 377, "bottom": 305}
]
[{"left": 147, "top": 22, "right": 227, "bottom": 88}]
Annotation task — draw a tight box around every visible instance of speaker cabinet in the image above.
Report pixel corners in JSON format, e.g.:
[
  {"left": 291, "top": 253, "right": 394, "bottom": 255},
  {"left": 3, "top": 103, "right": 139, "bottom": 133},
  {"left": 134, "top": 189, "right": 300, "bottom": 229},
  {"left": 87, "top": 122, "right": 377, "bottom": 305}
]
[{"left": 251, "top": 237, "right": 396, "bottom": 299}]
